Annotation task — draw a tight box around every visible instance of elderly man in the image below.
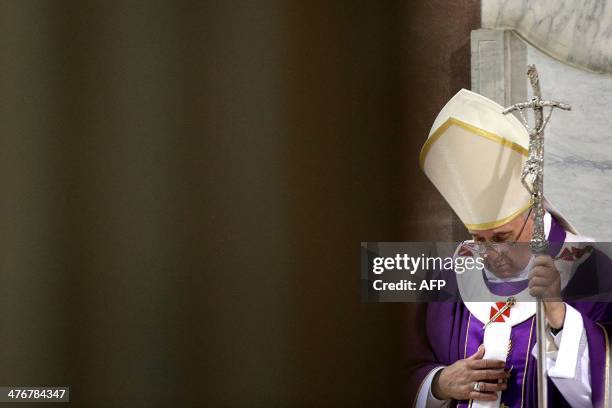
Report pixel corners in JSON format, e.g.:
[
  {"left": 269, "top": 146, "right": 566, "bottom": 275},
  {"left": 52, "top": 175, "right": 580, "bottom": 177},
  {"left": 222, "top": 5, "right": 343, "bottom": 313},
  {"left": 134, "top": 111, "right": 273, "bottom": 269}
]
[{"left": 410, "top": 89, "right": 612, "bottom": 408}]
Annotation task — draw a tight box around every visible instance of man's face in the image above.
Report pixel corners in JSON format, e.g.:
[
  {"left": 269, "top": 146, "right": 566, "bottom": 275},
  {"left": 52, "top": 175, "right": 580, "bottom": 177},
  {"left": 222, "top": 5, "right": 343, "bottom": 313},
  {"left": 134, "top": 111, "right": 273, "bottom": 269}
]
[{"left": 468, "top": 213, "right": 534, "bottom": 279}]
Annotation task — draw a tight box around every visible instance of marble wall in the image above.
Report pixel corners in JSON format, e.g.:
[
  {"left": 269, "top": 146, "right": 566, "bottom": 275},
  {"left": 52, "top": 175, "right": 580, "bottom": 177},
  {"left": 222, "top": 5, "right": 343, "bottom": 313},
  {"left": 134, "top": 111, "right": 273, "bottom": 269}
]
[
  {"left": 527, "top": 44, "right": 612, "bottom": 240},
  {"left": 482, "top": 0, "right": 612, "bottom": 75},
  {"left": 473, "top": 1, "right": 612, "bottom": 240}
]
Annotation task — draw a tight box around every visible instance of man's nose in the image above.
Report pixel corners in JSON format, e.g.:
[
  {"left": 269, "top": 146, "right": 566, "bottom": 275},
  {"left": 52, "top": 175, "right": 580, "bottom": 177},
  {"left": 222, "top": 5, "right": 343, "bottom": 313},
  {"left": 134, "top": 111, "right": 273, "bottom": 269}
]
[{"left": 483, "top": 245, "right": 502, "bottom": 259}]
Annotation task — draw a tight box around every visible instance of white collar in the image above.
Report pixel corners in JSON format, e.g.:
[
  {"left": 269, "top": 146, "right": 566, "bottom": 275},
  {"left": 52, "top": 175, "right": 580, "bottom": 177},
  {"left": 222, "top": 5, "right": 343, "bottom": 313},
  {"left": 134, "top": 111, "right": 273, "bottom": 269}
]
[{"left": 457, "top": 211, "right": 593, "bottom": 327}]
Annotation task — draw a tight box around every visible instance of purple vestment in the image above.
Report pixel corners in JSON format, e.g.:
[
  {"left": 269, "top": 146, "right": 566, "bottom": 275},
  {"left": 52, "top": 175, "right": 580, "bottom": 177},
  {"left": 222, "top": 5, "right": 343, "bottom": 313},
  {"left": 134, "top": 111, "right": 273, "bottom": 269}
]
[{"left": 409, "top": 216, "right": 612, "bottom": 407}]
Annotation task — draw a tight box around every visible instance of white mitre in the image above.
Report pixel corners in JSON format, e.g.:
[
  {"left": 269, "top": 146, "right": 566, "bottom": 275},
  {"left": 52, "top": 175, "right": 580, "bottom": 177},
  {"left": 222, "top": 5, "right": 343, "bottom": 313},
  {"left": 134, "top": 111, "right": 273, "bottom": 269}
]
[{"left": 420, "top": 88, "right": 577, "bottom": 233}]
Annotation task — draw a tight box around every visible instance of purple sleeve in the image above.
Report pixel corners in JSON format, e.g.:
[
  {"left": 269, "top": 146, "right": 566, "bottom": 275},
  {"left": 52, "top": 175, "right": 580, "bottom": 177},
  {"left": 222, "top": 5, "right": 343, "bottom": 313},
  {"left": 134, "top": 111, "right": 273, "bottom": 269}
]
[
  {"left": 402, "top": 303, "right": 444, "bottom": 406},
  {"left": 569, "top": 302, "right": 612, "bottom": 408}
]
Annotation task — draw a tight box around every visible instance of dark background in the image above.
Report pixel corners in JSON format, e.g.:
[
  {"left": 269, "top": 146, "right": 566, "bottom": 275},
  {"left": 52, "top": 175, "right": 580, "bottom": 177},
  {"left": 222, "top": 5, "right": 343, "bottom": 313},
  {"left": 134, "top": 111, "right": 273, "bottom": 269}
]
[{"left": 0, "top": 1, "right": 478, "bottom": 406}]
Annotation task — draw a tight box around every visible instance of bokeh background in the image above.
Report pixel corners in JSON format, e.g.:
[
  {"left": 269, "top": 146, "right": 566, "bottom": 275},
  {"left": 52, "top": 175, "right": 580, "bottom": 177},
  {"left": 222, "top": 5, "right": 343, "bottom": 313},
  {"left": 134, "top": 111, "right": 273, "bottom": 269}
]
[{"left": 0, "top": 1, "right": 477, "bottom": 406}]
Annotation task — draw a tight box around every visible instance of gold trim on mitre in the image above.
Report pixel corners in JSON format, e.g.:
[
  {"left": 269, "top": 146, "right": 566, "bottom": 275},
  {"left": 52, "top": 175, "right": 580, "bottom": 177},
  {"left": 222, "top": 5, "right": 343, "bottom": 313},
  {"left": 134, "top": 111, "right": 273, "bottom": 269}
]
[
  {"left": 419, "top": 117, "right": 528, "bottom": 170},
  {"left": 464, "top": 199, "right": 532, "bottom": 231},
  {"left": 420, "top": 116, "right": 531, "bottom": 230}
]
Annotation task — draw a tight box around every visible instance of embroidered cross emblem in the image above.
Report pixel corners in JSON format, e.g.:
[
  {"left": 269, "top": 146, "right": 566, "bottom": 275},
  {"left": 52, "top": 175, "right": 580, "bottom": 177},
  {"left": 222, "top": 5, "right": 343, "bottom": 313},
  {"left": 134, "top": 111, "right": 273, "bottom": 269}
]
[
  {"left": 483, "top": 297, "right": 516, "bottom": 329},
  {"left": 557, "top": 245, "right": 593, "bottom": 261}
]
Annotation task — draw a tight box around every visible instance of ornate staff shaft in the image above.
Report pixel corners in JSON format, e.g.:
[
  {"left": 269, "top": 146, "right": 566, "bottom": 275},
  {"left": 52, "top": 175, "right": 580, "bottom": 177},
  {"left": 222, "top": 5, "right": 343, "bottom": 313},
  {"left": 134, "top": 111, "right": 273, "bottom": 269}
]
[
  {"left": 527, "top": 66, "right": 548, "bottom": 255},
  {"left": 528, "top": 66, "right": 549, "bottom": 408},
  {"left": 503, "top": 65, "right": 571, "bottom": 408}
]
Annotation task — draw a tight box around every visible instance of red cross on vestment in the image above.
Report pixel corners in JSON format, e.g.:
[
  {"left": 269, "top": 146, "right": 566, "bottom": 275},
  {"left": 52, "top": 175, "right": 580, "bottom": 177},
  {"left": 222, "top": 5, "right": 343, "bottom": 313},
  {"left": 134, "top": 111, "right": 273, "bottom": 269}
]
[
  {"left": 489, "top": 302, "right": 511, "bottom": 323},
  {"left": 558, "top": 245, "right": 593, "bottom": 261}
]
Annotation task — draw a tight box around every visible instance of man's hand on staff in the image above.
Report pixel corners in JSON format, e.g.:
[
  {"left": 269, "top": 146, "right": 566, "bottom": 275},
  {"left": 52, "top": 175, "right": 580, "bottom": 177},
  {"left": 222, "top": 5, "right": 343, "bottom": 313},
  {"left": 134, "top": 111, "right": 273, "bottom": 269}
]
[
  {"left": 431, "top": 345, "right": 509, "bottom": 401},
  {"left": 528, "top": 254, "right": 566, "bottom": 329}
]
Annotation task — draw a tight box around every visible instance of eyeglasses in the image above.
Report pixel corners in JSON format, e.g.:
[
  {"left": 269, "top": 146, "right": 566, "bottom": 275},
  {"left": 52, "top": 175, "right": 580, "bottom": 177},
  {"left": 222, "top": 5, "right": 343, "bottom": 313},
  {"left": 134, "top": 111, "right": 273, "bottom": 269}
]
[{"left": 463, "top": 207, "right": 533, "bottom": 258}]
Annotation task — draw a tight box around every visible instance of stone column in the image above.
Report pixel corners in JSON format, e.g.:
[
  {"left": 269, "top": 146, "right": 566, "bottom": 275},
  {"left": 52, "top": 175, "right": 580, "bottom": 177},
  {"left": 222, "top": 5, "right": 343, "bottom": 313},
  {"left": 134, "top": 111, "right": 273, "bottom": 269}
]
[{"left": 470, "top": 29, "right": 527, "bottom": 107}]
